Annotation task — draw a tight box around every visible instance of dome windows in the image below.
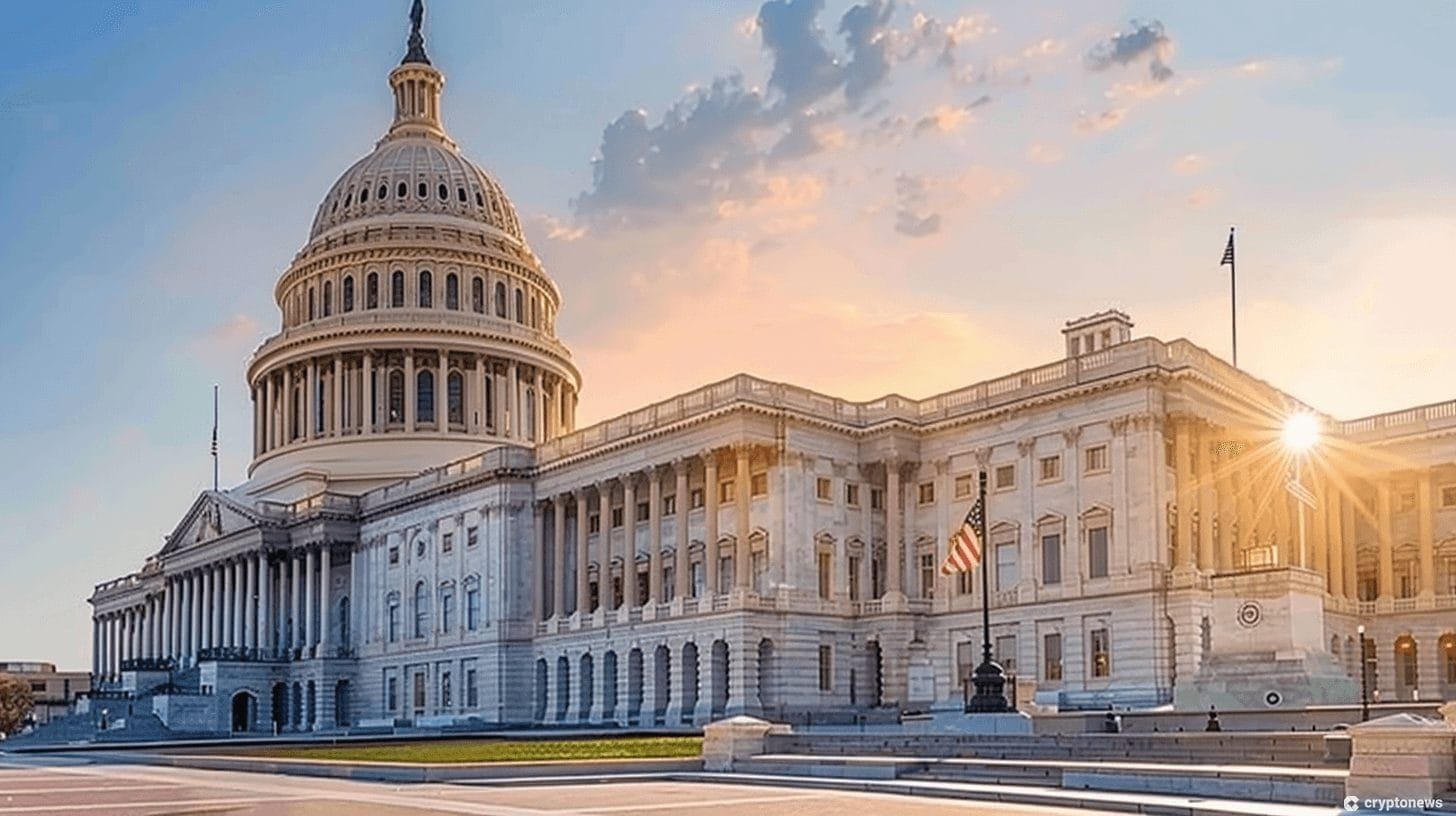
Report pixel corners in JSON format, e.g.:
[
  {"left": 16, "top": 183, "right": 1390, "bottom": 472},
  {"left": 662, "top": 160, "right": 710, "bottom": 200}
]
[
  {"left": 471, "top": 276, "right": 484, "bottom": 313},
  {"left": 398, "top": 182, "right": 408, "bottom": 199},
  {"left": 388, "top": 370, "right": 405, "bottom": 423},
  {"left": 308, "top": 287, "right": 317, "bottom": 321},
  {"left": 416, "top": 370, "right": 435, "bottom": 422},
  {"left": 457, "top": 187, "right": 466, "bottom": 203},
  {"left": 391, "top": 271, "right": 405, "bottom": 307},
  {"left": 447, "top": 371, "right": 464, "bottom": 425},
  {"left": 437, "top": 183, "right": 449, "bottom": 201},
  {"left": 475, "top": 191, "right": 484, "bottom": 208},
  {"left": 344, "top": 189, "right": 354, "bottom": 207},
  {"left": 322, "top": 281, "right": 334, "bottom": 317},
  {"left": 514, "top": 288, "right": 524, "bottom": 324},
  {"left": 359, "top": 187, "right": 368, "bottom": 204},
  {"left": 494, "top": 282, "right": 507, "bottom": 317},
  {"left": 342, "top": 276, "right": 355, "bottom": 313},
  {"left": 418, "top": 270, "right": 433, "bottom": 308},
  {"left": 418, "top": 181, "right": 428, "bottom": 198},
  {"left": 445, "top": 273, "right": 459, "bottom": 310},
  {"left": 366, "top": 272, "right": 379, "bottom": 309}
]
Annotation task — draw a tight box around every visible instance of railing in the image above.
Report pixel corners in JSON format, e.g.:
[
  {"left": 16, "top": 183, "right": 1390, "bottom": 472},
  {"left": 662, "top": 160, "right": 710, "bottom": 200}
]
[
  {"left": 197, "top": 647, "right": 275, "bottom": 663},
  {"left": 250, "top": 308, "right": 574, "bottom": 364},
  {"left": 119, "top": 658, "right": 175, "bottom": 672},
  {"left": 1340, "top": 398, "right": 1456, "bottom": 443},
  {"left": 257, "top": 491, "right": 360, "bottom": 520}
]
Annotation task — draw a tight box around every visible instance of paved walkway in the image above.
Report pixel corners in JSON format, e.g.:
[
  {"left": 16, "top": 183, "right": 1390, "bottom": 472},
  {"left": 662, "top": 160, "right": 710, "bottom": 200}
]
[{"left": 0, "top": 755, "right": 1129, "bottom": 816}]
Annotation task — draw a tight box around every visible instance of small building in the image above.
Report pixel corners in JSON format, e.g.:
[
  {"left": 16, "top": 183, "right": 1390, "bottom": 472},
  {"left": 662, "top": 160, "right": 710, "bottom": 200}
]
[{"left": 0, "top": 662, "right": 91, "bottom": 727}]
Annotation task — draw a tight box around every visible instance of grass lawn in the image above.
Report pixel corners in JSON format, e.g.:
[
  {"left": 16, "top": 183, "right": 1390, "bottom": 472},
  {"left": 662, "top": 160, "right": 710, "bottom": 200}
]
[{"left": 248, "top": 736, "right": 703, "bottom": 764}]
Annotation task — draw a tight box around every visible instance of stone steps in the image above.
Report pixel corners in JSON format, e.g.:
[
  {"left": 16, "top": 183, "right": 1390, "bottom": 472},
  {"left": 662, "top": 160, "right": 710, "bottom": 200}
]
[{"left": 737, "top": 754, "right": 1347, "bottom": 806}]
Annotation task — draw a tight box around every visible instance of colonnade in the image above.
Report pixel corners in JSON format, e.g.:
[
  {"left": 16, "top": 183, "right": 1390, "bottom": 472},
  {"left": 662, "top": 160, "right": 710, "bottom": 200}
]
[
  {"left": 92, "top": 544, "right": 355, "bottom": 684},
  {"left": 252, "top": 351, "right": 576, "bottom": 457},
  {"left": 540, "top": 444, "right": 761, "bottom": 621},
  {"left": 537, "top": 637, "right": 749, "bottom": 726}
]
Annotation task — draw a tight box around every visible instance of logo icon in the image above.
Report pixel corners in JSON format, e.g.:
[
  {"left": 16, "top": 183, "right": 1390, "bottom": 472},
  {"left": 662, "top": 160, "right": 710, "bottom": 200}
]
[
  {"left": 1342, "top": 795, "right": 1358, "bottom": 811},
  {"left": 1236, "top": 601, "right": 1263, "bottom": 628}
]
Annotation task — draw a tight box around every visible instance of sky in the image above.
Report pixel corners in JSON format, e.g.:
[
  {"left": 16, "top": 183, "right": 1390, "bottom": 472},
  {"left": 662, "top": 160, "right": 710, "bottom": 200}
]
[{"left": 1, "top": 1, "right": 1453, "bottom": 670}]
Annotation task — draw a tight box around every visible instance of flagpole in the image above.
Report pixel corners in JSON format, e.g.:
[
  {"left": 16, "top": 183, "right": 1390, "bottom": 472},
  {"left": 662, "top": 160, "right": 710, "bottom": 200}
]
[
  {"left": 212, "top": 384, "right": 219, "bottom": 492},
  {"left": 1228, "top": 226, "right": 1237, "bottom": 368},
  {"left": 966, "top": 469, "right": 1008, "bottom": 713}
]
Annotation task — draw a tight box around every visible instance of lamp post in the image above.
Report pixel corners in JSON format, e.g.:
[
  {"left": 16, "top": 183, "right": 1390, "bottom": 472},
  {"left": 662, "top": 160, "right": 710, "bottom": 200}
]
[
  {"left": 1357, "top": 624, "right": 1369, "bottom": 722},
  {"left": 966, "top": 470, "right": 1009, "bottom": 713}
]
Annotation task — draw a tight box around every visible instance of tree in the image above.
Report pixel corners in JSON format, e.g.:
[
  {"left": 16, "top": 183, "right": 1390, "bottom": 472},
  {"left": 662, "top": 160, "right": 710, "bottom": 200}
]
[{"left": 0, "top": 674, "right": 34, "bottom": 735}]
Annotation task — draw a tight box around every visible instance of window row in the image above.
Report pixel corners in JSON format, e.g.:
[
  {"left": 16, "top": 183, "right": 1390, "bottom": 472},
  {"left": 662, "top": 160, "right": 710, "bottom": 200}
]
[
  {"left": 384, "top": 579, "right": 483, "bottom": 643},
  {"left": 954, "top": 627, "right": 1112, "bottom": 687},
  {"left": 382, "top": 659, "right": 481, "bottom": 718},
  {"left": 329, "top": 178, "right": 501, "bottom": 217},
  {"left": 288, "top": 270, "right": 547, "bottom": 329}
]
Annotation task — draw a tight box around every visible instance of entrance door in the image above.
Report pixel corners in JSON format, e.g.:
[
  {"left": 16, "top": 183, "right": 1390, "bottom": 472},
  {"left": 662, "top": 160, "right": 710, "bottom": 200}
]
[{"left": 231, "top": 692, "right": 254, "bottom": 733}]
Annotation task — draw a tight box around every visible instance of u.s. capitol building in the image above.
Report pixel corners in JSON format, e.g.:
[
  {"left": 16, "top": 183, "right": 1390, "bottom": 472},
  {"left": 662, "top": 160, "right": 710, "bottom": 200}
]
[{"left": 87, "top": 9, "right": 1456, "bottom": 735}]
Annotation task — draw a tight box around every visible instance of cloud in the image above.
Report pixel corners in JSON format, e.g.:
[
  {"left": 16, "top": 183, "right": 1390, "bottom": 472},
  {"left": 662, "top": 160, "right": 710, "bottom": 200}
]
[
  {"left": 202, "top": 313, "right": 261, "bottom": 349},
  {"left": 1026, "top": 142, "right": 1065, "bottom": 165},
  {"left": 1076, "top": 108, "right": 1126, "bottom": 133},
  {"left": 913, "top": 98, "right": 989, "bottom": 135},
  {"left": 1171, "top": 153, "right": 1206, "bottom": 176},
  {"left": 1084, "top": 20, "right": 1174, "bottom": 83},
  {"left": 838, "top": 0, "right": 897, "bottom": 109},
  {"left": 894, "top": 173, "right": 940, "bottom": 237},
  {"left": 891, "top": 167, "right": 1017, "bottom": 237}
]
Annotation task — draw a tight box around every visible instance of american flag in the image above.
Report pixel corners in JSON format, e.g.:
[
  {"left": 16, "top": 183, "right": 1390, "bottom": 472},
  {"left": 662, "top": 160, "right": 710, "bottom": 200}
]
[
  {"left": 940, "top": 494, "right": 984, "bottom": 575},
  {"left": 1220, "top": 230, "right": 1235, "bottom": 267}
]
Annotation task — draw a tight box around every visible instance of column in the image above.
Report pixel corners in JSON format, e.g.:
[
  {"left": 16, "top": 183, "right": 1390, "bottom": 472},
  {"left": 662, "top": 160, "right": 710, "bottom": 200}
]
[
  {"left": 305, "top": 547, "right": 317, "bottom": 656},
  {"left": 1273, "top": 482, "right": 1292, "bottom": 566},
  {"left": 332, "top": 354, "right": 344, "bottom": 436},
  {"left": 142, "top": 600, "right": 153, "bottom": 660},
  {"left": 1340, "top": 490, "right": 1358, "bottom": 599},
  {"left": 347, "top": 546, "right": 357, "bottom": 652},
  {"left": 507, "top": 360, "right": 520, "bottom": 440},
  {"left": 1195, "top": 430, "right": 1215, "bottom": 570},
  {"left": 704, "top": 451, "right": 720, "bottom": 595},
  {"left": 885, "top": 460, "right": 902, "bottom": 597},
  {"left": 597, "top": 481, "right": 611, "bottom": 610},
  {"left": 187, "top": 572, "right": 199, "bottom": 660},
  {"left": 245, "top": 556, "right": 257, "bottom": 650},
  {"left": 319, "top": 547, "right": 331, "bottom": 658},
  {"left": 534, "top": 369, "right": 545, "bottom": 442},
  {"left": 264, "top": 374, "right": 276, "bottom": 450},
  {"left": 623, "top": 473, "right": 638, "bottom": 608},
  {"left": 575, "top": 488, "right": 590, "bottom": 615},
  {"left": 552, "top": 495, "right": 567, "bottom": 619},
  {"left": 648, "top": 466, "right": 663, "bottom": 605},
  {"left": 222, "top": 560, "right": 235, "bottom": 648},
  {"left": 1328, "top": 487, "right": 1346, "bottom": 599},
  {"left": 259, "top": 552, "right": 272, "bottom": 656},
  {"left": 282, "top": 366, "right": 294, "bottom": 444},
  {"left": 291, "top": 552, "right": 303, "bottom": 654},
  {"left": 1376, "top": 482, "right": 1393, "bottom": 601},
  {"left": 674, "top": 460, "right": 691, "bottom": 603},
  {"left": 362, "top": 353, "right": 374, "bottom": 435},
  {"left": 1417, "top": 472, "right": 1435, "bottom": 596},
  {"left": 162, "top": 582, "right": 173, "bottom": 661},
  {"left": 533, "top": 504, "right": 546, "bottom": 622},
  {"left": 91, "top": 618, "right": 100, "bottom": 680},
  {"left": 469, "top": 356, "right": 482, "bottom": 434},
  {"left": 1215, "top": 453, "right": 1236, "bottom": 573},
  {"left": 1235, "top": 450, "right": 1255, "bottom": 567},
  {"left": 234, "top": 560, "right": 245, "bottom": 647},
  {"left": 202, "top": 565, "right": 214, "bottom": 650},
  {"left": 735, "top": 445, "right": 752, "bottom": 592},
  {"left": 493, "top": 364, "right": 506, "bottom": 434},
  {"left": 550, "top": 378, "right": 562, "bottom": 440},
  {"left": 306, "top": 358, "right": 318, "bottom": 440},
  {"left": 1173, "top": 419, "right": 1194, "bottom": 569},
  {"left": 404, "top": 351, "right": 416, "bottom": 432},
  {"left": 436, "top": 350, "right": 448, "bottom": 430},
  {"left": 1311, "top": 475, "right": 1329, "bottom": 585}
]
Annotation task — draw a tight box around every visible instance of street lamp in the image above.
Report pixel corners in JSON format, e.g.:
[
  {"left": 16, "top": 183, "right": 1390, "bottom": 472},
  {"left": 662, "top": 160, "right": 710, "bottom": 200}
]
[{"left": 1357, "top": 624, "right": 1369, "bottom": 722}]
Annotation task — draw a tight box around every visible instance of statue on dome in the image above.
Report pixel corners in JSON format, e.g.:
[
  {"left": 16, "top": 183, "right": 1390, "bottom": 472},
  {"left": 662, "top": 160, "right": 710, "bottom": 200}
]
[{"left": 403, "top": 0, "right": 430, "bottom": 65}]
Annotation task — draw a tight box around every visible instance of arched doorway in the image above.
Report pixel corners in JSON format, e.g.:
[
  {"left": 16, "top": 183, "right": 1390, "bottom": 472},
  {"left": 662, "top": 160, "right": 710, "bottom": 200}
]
[
  {"left": 290, "top": 682, "right": 303, "bottom": 731},
  {"left": 271, "top": 683, "right": 287, "bottom": 733},
  {"left": 681, "top": 642, "right": 700, "bottom": 724},
  {"left": 868, "top": 640, "right": 884, "bottom": 707},
  {"left": 555, "top": 656, "right": 571, "bottom": 721},
  {"left": 602, "top": 651, "right": 619, "bottom": 723},
  {"left": 230, "top": 691, "right": 256, "bottom": 733},
  {"left": 578, "top": 653, "right": 594, "bottom": 723},
  {"left": 653, "top": 644, "right": 671, "bottom": 725},
  {"left": 534, "top": 658, "right": 548, "bottom": 723},
  {"left": 626, "top": 648, "right": 644, "bottom": 725},
  {"left": 1395, "top": 635, "right": 1419, "bottom": 700},
  {"left": 1440, "top": 633, "right": 1456, "bottom": 697},
  {"left": 757, "top": 639, "right": 776, "bottom": 715},
  {"left": 334, "top": 680, "right": 350, "bottom": 728},
  {"left": 710, "top": 640, "right": 729, "bottom": 718}
]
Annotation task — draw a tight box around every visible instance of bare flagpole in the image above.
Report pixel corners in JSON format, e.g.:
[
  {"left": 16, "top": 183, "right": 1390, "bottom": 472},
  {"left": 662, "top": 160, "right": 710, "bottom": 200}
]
[{"left": 211, "top": 384, "right": 219, "bottom": 492}]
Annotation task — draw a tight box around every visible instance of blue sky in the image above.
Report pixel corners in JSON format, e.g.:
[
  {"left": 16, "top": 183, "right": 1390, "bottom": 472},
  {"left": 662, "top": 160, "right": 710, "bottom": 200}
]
[{"left": 2, "top": 1, "right": 1453, "bottom": 669}]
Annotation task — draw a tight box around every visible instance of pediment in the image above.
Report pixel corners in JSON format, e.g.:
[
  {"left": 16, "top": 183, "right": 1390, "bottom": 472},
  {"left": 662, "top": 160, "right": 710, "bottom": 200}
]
[{"left": 158, "top": 490, "right": 267, "bottom": 556}]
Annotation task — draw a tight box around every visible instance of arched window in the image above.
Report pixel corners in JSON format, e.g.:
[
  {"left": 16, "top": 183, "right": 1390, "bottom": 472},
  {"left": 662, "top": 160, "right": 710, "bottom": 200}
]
[
  {"left": 447, "top": 371, "right": 464, "bottom": 425},
  {"left": 386, "top": 592, "right": 401, "bottom": 642},
  {"left": 417, "top": 181, "right": 428, "bottom": 198},
  {"left": 359, "top": 186, "right": 368, "bottom": 203},
  {"left": 524, "top": 386, "right": 537, "bottom": 441},
  {"left": 366, "top": 272, "right": 379, "bottom": 309},
  {"left": 438, "top": 183, "right": 449, "bottom": 201},
  {"left": 514, "top": 288, "right": 524, "bottom": 323},
  {"left": 471, "top": 276, "right": 484, "bottom": 313},
  {"left": 342, "top": 276, "right": 354, "bottom": 312},
  {"left": 418, "top": 270, "right": 432, "bottom": 308},
  {"left": 388, "top": 370, "right": 405, "bottom": 423},
  {"left": 390, "top": 271, "right": 405, "bottom": 307},
  {"left": 493, "top": 282, "right": 506, "bottom": 317},
  {"left": 439, "top": 581, "right": 456, "bottom": 632},
  {"left": 484, "top": 376, "right": 495, "bottom": 431},
  {"left": 445, "top": 273, "right": 459, "bottom": 310},
  {"left": 308, "top": 287, "right": 316, "bottom": 320},
  {"left": 531, "top": 296, "right": 540, "bottom": 328},
  {"left": 397, "top": 181, "right": 407, "bottom": 199},
  {"left": 457, "top": 187, "right": 467, "bottom": 203},
  {"left": 413, "top": 581, "right": 429, "bottom": 639},
  {"left": 322, "top": 280, "right": 333, "bottom": 317},
  {"left": 464, "top": 576, "right": 481, "bottom": 631},
  {"left": 417, "top": 370, "right": 435, "bottom": 422},
  {"left": 475, "top": 191, "right": 484, "bottom": 207},
  {"left": 376, "top": 183, "right": 387, "bottom": 201},
  {"left": 315, "top": 377, "right": 326, "bottom": 434}
]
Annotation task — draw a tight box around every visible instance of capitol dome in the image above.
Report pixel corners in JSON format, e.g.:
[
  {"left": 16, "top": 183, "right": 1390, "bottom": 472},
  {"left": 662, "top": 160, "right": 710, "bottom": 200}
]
[{"left": 243, "top": 2, "right": 579, "bottom": 501}]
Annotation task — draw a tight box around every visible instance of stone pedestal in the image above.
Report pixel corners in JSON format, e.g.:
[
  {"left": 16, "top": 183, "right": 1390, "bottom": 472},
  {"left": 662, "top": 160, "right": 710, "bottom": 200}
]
[
  {"left": 1345, "top": 713, "right": 1456, "bottom": 801},
  {"left": 702, "top": 715, "right": 789, "bottom": 772},
  {"left": 1178, "top": 567, "right": 1356, "bottom": 710}
]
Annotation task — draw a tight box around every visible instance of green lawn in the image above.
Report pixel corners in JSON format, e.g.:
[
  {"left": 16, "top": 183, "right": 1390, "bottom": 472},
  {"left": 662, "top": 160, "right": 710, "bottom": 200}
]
[{"left": 250, "top": 736, "right": 703, "bottom": 764}]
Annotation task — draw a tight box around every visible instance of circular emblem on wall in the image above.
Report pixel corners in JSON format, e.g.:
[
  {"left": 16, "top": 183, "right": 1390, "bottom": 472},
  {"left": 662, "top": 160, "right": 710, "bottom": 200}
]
[
  {"left": 1236, "top": 601, "right": 1263, "bottom": 629},
  {"left": 1264, "top": 690, "right": 1283, "bottom": 707}
]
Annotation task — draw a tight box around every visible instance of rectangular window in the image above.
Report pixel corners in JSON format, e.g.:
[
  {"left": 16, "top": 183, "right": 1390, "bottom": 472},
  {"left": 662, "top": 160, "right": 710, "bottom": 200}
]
[
  {"left": 413, "top": 672, "right": 426, "bottom": 710},
  {"left": 848, "top": 555, "right": 861, "bottom": 601},
  {"left": 388, "top": 603, "right": 400, "bottom": 642},
  {"left": 816, "top": 477, "right": 833, "bottom": 501},
  {"left": 995, "top": 542, "right": 1018, "bottom": 591},
  {"left": 441, "top": 532, "right": 453, "bottom": 553},
  {"left": 690, "top": 488, "right": 705, "bottom": 509},
  {"left": 995, "top": 635, "right": 1017, "bottom": 675},
  {"left": 589, "top": 513, "right": 601, "bottom": 534},
  {"left": 611, "top": 507, "right": 624, "bottom": 528},
  {"left": 1090, "top": 628, "right": 1111, "bottom": 678},
  {"left": 440, "top": 670, "right": 452, "bottom": 709},
  {"left": 1041, "top": 533, "right": 1062, "bottom": 585},
  {"left": 389, "top": 546, "right": 400, "bottom": 565},
  {"left": 690, "top": 561, "right": 705, "bottom": 598},
  {"left": 918, "top": 482, "right": 935, "bottom": 505},
  {"left": 386, "top": 676, "right": 398, "bottom": 713},
  {"left": 1043, "top": 633, "right": 1063, "bottom": 682},
  {"left": 663, "top": 494, "right": 677, "bottom": 515},
  {"left": 588, "top": 580, "right": 600, "bottom": 610},
  {"left": 919, "top": 553, "right": 935, "bottom": 599},
  {"left": 1084, "top": 445, "right": 1109, "bottom": 473},
  {"left": 956, "top": 641, "right": 974, "bottom": 690},
  {"left": 954, "top": 474, "right": 975, "bottom": 499},
  {"left": 751, "top": 473, "right": 768, "bottom": 496},
  {"left": 846, "top": 483, "right": 860, "bottom": 507},
  {"left": 466, "top": 667, "right": 478, "bottom": 708},
  {"left": 1087, "top": 526, "right": 1110, "bottom": 579},
  {"left": 1441, "top": 485, "right": 1456, "bottom": 508},
  {"left": 719, "top": 480, "right": 735, "bottom": 503},
  {"left": 466, "top": 587, "right": 480, "bottom": 631},
  {"left": 1038, "top": 455, "right": 1061, "bottom": 482},
  {"left": 466, "top": 526, "right": 478, "bottom": 548},
  {"left": 637, "top": 501, "right": 650, "bottom": 522},
  {"left": 817, "top": 551, "right": 832, "bottom": 600},
  {"left": 662, "top": 566, "right": 675, "bottom": 602},
  {"left": 441, "top": 589, "right": 455, "bottom": 632},
  {"left": 1398, "top": 492, "right": 1417, "bottom": 512},
  {"left": 870, "top": 488, "right": 884, "bottom": 510},
  {"left": 995, "top": 464, "right": 1016, "bottom": 490},
  {"left": 818, "top": 645, "right": 833, "bottom": 691}
]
